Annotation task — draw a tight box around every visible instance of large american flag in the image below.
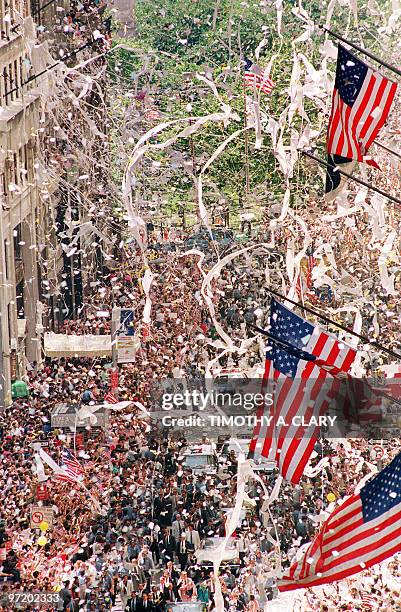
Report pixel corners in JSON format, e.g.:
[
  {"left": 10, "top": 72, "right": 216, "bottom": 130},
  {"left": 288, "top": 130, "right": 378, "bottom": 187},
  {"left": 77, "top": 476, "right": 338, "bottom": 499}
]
[
  {"left": 325, "top": 44, "right": 397, "bottom": 201},
  {"left": 278, "top": 450, "right": 401, "bottom": 590},
  {"left": 243, "top": 58, "right": 274, "bottom": 95},
  {"left": 57, "top": 448, "right": 84, "bottom": 484},
  {"left": 249, "top": 299, "right": 356, "bottom": 484},
  {"left": 339, "top": 376, "right": 383, "bottom": 424}
]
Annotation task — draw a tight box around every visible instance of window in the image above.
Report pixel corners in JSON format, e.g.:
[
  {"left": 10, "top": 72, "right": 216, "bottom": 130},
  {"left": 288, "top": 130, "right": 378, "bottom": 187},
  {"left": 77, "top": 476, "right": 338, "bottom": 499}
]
[
  {"left": 18, "top": 145, "right": 28, "bottom": 185},
  {"left": 12, "top": 152, "right": 18, "bottom": 185},
  {"left": 9, "top": 61, "right": 15, "bottom": 102},
  {"left": 1, "top": 0, "right": 11, "bottom": 39},
  {"left": 13, "top": 223, "right": 22, "bottom": 261},
  {"left": 7, "top": 304, "right": 12, "bottom": 345},
  {"left": 0, "top": 173, "right": 6, "bottom": 199},
  {"left": 3, "top": 240, "right": 9, "bottom": 279},
  {"left": 0, "top": 58, "right": 24, "bottom": 106},
  {"left": 16, "top": 280, "right": 24, "bottom": 318},
  {"left": 13, "top": 59, "right": 18, "bottom": 98},
  {"left": 2, "top": 67, "right": 9, "bottom": 105}
]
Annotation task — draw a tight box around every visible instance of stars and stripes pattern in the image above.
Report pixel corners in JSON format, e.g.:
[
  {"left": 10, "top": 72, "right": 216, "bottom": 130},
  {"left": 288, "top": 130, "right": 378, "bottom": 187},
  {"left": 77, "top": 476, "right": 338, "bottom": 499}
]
[
  {"left": 325, "top": 44, "right": 397, "bottom": 201},
  {"left": 339, "top": 376, "right": 383, "bottom": 424},
  {"left": 104, "top": 391, "right": 118, "bottom": 404},
  {"left": 57, "top": 448, "right": 84, "bottom": 484},
  {"left": 361, "top": 593, "right": 379, "bottom": 609},
  {"left": 249, "top": 299, "right": 356, "bottom": 484},
  {"left": 374, "top": 364, "right": 401, "bottom": 401},
  {"left": 278, "top": 450, "right": 401, "bottom": 591},
  {"left": 243, "top": 57, "right": 274, "bottom": 95},
  {"left": 144, "top": 108, "right": 161, "bottom": 122}
]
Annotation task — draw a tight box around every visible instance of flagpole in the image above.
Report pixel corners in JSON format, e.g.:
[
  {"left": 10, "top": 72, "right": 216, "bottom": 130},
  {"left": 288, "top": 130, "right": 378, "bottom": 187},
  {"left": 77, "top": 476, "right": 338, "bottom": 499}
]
[
  {"left": 374, "top": 140, "right": 401, "bottom": 161},
  {"left": 319, "top": 136, "right": 401, "bottom": 163},
  {"left": 302, "top": 151, "right": 401, "bottom": 207},
  {"left": 319, "top": 25, "right": 401, "bottom": 79},
  {"left": 248, "top": 290, "right": 401, "bottom": 361},
  {"left": 242, "top": 80, "right": 251, "bottom": 197}
]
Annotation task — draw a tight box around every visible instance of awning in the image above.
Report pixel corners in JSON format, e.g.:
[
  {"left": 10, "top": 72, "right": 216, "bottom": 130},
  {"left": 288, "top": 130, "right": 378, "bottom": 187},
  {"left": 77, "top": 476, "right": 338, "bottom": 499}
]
[{"left": 43, "top": 332, "right": 112, "bottom": 357}]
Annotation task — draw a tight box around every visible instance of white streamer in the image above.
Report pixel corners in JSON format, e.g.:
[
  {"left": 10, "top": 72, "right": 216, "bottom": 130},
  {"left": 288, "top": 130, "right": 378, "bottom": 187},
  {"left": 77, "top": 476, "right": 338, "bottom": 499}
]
[
  {"left": 122, "top": 104, "right": 236, "bottom": 247},
  {"left": 141, "top": 268, "right": 154, "bottom": 324},
  {"left": 199, "top": 243, "right": 274, "bottom": 350},
  {"left": 199, "top": 457, "right": 282, "bottom": 612}
]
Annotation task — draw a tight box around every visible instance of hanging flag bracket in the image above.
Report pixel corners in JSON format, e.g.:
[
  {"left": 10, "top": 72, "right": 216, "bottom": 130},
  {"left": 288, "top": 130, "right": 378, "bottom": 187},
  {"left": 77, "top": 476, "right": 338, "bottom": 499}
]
[
  {"left": 247, "top": 287, "right": 401, "bottom": 362},
  {"left": 318, "top": 24, "right": 401, "bottom": 79},
  {"left": 301, "top": 150, "right": 401, "bottom": 208}
]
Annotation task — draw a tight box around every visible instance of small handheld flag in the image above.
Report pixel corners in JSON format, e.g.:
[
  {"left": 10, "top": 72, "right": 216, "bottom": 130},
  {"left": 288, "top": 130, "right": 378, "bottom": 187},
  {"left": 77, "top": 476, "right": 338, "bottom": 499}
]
[{"left": 243, "top": 58, "right": 274, "bottom": 96}]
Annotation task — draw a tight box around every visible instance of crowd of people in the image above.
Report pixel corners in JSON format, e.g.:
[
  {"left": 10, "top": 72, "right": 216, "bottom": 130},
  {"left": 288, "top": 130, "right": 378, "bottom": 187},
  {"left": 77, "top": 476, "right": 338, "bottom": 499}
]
[
  {"left": 6, "top": 0, "right": 400, "bottom": 607},
  {"left": 1, "top": 231, "right": 401, "bottom": 611}
]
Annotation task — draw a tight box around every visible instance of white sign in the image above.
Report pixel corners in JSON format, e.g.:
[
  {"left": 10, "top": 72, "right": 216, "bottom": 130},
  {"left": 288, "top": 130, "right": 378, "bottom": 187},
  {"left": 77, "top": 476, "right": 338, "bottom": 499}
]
[
  {"left": 116, "top": 336, "right": 139, "bottom": 363},
  {"left": 30, "top": 506, "right": 54, "bottom": 529},
  {"left": 112, "top": 308, "right": 138, "bottom": 364},
  {"left": 96, "top": 311, "right": 110, "bottom": 318}
]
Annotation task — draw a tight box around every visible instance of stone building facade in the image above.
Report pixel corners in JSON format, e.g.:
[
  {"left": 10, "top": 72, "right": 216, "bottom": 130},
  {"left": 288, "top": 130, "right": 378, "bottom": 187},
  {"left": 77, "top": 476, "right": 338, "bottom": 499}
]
[{"left": 0, "top": 5, "right": 53, "bottom": 406}]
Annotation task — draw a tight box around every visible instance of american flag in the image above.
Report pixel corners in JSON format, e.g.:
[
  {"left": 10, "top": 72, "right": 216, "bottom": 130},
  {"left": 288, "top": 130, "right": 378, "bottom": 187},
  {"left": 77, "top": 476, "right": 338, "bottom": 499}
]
[
  {"left": 249, "top": 299, "right": 356, "bottom": 484},
  {"left": 278, "top": 450, "right": 401, "bottom": 591},
  {"left": 339, "top": 376, "right": 383, "bottom": 424},
  {"left": 325, "top": 44, "right": 397, "bottom": 201},
  {"left": 57, "top": 448, "right": 84, "bottom": 484},
  {"left": 144, "top": 108, "right": 161, "bottom": 122},
  {"left": 306, "top": 251, "right": 316, "bottom": 288},
  {"left": 361, "top": 593, "right": 379, "bottom": 609},
  {"left": 104, "top": 391, "right": 118, "bottom": 404},
  {"left": 374, "top": 364, "right": 401, "bottom": 401},
  {"left": 243, "top": 57, "right": 274, "bottom": 95}
]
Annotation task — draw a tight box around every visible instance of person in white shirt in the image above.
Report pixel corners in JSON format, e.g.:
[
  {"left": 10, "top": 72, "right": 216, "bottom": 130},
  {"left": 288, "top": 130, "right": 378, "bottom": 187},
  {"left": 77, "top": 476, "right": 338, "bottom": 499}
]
[
  {"left": 236, "top": 531, "right": 246, "bottom": 562},
  {"left": 171, "top": 513, "right": 185, "bottom": 541},
  {"left": 184, "top": 525, "right": 201, "bottom": 551},
  {"left": 138, "top": 547, "right": 154, "bottom": 574}
]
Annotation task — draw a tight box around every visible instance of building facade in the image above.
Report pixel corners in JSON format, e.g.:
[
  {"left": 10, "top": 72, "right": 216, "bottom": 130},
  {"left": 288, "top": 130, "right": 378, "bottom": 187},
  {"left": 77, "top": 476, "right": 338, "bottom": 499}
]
[
  {"left": 0, "top": 1, "right": 113, "bottom": 406},
  {"left": 0, "top": 4, "right": 50, "bottom": 406}
]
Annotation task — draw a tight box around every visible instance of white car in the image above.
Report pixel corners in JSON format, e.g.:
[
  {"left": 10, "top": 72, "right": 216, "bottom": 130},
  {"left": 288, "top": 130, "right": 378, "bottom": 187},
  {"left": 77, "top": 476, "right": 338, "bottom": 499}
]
[
  {"left": 219, "top": 438, "right": 276, "bottom": 473},
  {"left": 179, "top": 445, "right": 218, "bottom": 474},
  {"left": 195, "top": 536, "right": 238, "bottom": 563}
]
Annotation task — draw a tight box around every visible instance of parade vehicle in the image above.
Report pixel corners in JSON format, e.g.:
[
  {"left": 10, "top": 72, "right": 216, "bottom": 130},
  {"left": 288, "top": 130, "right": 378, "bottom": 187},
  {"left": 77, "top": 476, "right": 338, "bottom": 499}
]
[
  {"left": 179, "top": 445, "right": 219, "bottom": 475},
  {"left": 220, "top": 508, "right": 248, "bottom": 529},
  {"left": 201, "top": 536, "right": 238, "bottom": 558},
  {"left": 166, "top": 604, "right": 206, "bottom": 612},
  {"left": 210, "top": 365, "right": 265, "bottom": 405},
  {"left": 219, "top": 438, "right": 275, "bottom": 473},
  {"left": 195, "top": 537, "right": 241, "bottom": 575},
  {"left": 211, "top": 368, "right": 247, "bottom": 396},
  {"left": 210, "top": 365, "right": 265, "bottom": 381}
]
